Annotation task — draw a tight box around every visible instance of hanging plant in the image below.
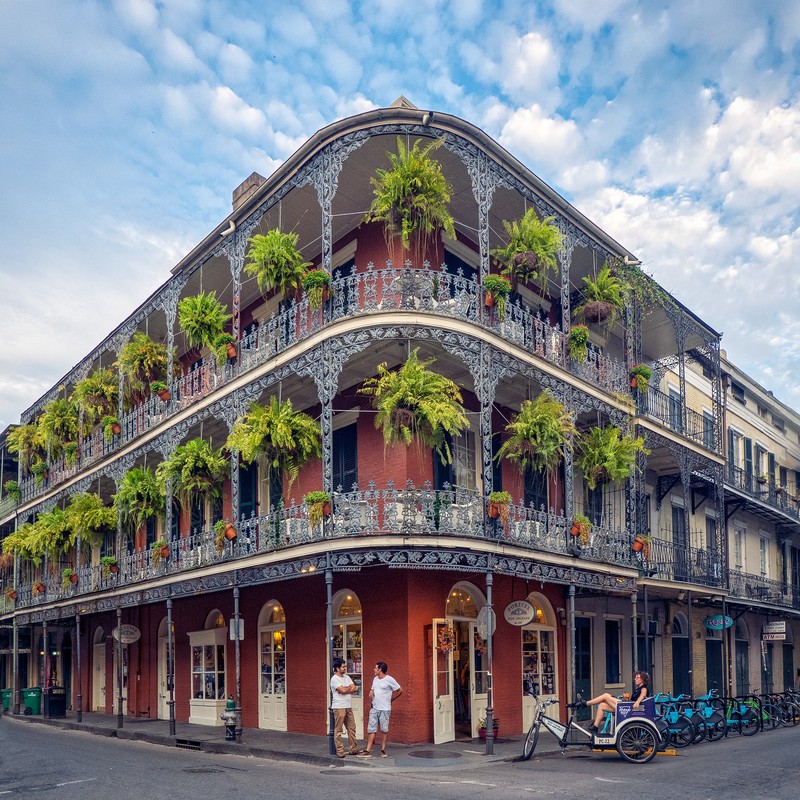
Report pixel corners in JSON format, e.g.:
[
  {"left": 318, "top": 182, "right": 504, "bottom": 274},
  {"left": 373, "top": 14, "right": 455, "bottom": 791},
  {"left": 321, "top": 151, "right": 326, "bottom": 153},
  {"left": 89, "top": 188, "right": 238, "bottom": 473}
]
[
  {"left": 73, "top": 368, "right": 119, "bottom": 428},
  {"left": 100, "top": 555, "right": 119, "bottom": 579},
  {"left": 32, "top": 581, "right": 46, "bottom": 596},
  {"left": 7, "top": 423, "right": 46, "bottom": 473},
  {"left": 301, "top": 269, "right": 332, "bottom": 309},
  {"left": 492, "top": 209, "right": 564, "bottom": 287},
  {"left": 575, "top": 264, "right": 625, "bottom": 326},
  {"left": 629, "top": 364, "right": 652, "bottom": 392},
  {"left": 5, "top": 586, "right": 17, "bottom": 601},
  {"left": 632, "top": 533, "right": 652, "bottom": 560},
  {"left": 156, "top": 438, "right": 227, "bottom": 512},
  {"left": 178, "top": 291, "right": 232, "bottom": 353},
  {"left": 482, "top": 274, "right": 512, "bottom": 320},
  {"left": 437, "top": 625, "right": 456, "bottom": 652},
  {"left": 117, "top": 331, "right": 169, "bottom": 407},
  {"left": 65, "top": 492, "right": 116, "bottom": 557},
  {"left": 245, "top": 229, "right": 312, "bottom": 301},
  {"left": 30, "top": 461, "right": 49, "bottom": 486},
  {"left": 39, "top": 398, "right": 79, "bottom": 463},
  {"left": 150, "top": 381, "right": 171, "bottom": 402},
  {"left": 3, "top": 480, "right": 21, "bottom": 504},
  {"left": 225, "top": 397, "right": 321, "bottom": 490},
  {"left": 213, "top": 519, "right": 237, "bottom": 553},
  {"left": 101, "top": 415, "right": 121, "bottom": 443},
  {"left": 113, "top": 467, "right": 165, "bottom": 533},
  {"left": 567, "top": 325, "right": 590, "bottom": 363},
  {"left": 151, "top": 540, "right": 169, "bottom": 567},
  {"left": 496, "top": 392, "right": 576, "bottom": 476},
  {"left": 364, "top": 136, "right": 455, "bottom": 260},
  {"left": 359, "top": 348, "right": 468, "bottom": 465},
  {"left": 576, "top": 425, "right": 649, "bottom": 490},
  {"left": 61, "top": 568, "right": 77, "bottom": 590}
]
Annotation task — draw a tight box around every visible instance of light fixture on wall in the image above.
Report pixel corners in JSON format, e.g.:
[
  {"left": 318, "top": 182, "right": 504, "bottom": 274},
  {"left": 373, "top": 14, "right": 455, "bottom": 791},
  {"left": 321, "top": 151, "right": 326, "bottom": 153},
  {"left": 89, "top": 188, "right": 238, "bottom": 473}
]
[{"left": 677, "top": 591, "right": 686, "bottom": 602}]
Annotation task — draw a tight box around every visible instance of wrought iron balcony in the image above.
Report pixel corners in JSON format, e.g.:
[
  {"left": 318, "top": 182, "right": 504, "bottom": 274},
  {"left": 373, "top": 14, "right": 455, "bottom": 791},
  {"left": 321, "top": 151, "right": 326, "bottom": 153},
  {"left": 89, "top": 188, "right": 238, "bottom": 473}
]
[
  {"left": 728, "top": 569, "right": 800, "bottom": 609},
  {"left": 11, "top": 482, "right": 642, "bottom": 608},
  {"left": 726, "top": 464, "right": 800, "bottom": 520},
  {"left": 637, "top": 385, "right": 715, "bottom": 451},
  {"left": 19, "top": 262, "right": 632, "bottom": 505},
  {"left": 636, "top": 535, "right": 725, "bottom": 588}
]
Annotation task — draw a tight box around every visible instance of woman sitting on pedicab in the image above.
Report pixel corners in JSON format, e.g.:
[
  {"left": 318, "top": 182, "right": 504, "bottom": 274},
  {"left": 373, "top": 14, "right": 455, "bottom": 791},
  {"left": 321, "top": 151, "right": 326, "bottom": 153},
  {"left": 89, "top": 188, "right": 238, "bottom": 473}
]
[{"left": 585, "top": 670, "right": 650, "bottom": 732}]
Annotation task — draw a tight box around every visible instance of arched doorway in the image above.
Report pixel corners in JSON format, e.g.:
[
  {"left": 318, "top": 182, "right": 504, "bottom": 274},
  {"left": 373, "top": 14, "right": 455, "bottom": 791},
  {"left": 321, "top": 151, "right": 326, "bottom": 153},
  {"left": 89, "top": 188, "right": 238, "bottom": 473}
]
[
  {"left": 258, "top": 600, "right": 286, "bottom": 731},
  {"left": 671, "top": 612, "right": 689, "bottom": 696},
  {"left": 705, "top": 627, "right": 723, "bottom": 693},
  {"left": 521, "top": 593, "right": 558, "bottom": 731},
  {"left": 433, "top": 582, "right": 487, "bottom": 743},
  {"left": 92, "top": 628, "right": 106, "bottom": 711},
  {"left": 333, "top": 590, "right": 363, "bottom": 738}
]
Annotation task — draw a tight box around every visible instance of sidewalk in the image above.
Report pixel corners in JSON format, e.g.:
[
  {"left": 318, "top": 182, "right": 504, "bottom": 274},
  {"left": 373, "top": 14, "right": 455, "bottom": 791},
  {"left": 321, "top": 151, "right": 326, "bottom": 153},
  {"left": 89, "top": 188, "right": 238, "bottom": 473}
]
[{"left": 0, "top": 709, "right": 562, "bottom": 770}]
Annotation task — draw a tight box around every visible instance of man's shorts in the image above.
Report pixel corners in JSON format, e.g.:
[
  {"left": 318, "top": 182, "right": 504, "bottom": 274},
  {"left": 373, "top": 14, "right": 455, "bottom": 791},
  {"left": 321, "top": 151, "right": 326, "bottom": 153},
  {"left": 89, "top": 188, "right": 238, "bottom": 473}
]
[{"left": 367, "top": 707, "right": 391, "bottom": 733}]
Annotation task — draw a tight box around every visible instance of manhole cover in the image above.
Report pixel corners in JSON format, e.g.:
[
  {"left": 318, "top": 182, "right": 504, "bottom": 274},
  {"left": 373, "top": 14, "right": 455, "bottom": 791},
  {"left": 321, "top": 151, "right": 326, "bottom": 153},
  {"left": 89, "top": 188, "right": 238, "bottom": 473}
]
[
  {"left": 405, "top": 750, "right": 461, "bottom": 759},
  {"left": 184, "top": 768, "right": 224, "bottom": 774}
]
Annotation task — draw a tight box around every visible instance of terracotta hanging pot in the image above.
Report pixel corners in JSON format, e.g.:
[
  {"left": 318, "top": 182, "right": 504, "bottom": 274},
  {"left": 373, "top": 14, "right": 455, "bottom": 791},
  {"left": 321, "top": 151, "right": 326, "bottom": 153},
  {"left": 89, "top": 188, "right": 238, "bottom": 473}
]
[
  {"left": 226, "top": 342, "right": 237, "bottom": 359},
  {"left": 485, "top": 293, "right": 495, "bottom": 308},
  {"left": 224, "top": 523, "right": 237, "bottom": 540},
  {"left": 632, "top": 537, "right": 645, "bottom": 552},
  {"left": 157, "top": 388, "right": 171, "bottom": 402},
  {"left": 109, "top": 563, "right": 119, "bottom": 574},
  {"left": 570, "top": 523, "right": 580, "bottom": 536},
  {"left": 69, "top": 572, "right": 79, "bottom": 584}
]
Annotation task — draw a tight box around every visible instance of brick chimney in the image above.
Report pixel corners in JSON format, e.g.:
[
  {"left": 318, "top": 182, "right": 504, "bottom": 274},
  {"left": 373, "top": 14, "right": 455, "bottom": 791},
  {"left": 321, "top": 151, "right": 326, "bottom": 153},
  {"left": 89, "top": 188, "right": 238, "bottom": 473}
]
[{"left": 232, "top": 172, "right": 266, "bottom": 212}]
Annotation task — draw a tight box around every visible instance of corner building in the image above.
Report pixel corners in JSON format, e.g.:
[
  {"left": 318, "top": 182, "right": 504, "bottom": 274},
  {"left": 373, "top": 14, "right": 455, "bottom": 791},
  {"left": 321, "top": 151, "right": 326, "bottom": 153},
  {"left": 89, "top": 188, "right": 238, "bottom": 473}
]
[{"left": 0, "top": 98, "right": 731, "bottom": 742}]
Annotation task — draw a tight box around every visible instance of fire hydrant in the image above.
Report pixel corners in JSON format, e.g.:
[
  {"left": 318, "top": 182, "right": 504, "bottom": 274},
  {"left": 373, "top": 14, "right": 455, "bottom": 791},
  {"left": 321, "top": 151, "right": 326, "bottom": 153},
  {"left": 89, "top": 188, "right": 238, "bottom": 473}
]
[{"left": 220, "top": 695, "right": 238, "bottom": 741}]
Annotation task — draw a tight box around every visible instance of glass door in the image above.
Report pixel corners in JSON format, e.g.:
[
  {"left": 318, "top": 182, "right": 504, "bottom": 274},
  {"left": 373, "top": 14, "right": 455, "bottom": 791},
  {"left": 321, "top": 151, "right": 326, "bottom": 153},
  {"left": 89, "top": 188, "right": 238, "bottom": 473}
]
[{"left": 433, "top": 618, "right": 455, "bottom": 743}]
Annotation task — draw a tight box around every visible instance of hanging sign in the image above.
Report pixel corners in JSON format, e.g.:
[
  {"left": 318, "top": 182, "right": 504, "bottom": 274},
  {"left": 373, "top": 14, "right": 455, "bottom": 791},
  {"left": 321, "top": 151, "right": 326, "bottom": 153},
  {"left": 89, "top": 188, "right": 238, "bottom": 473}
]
[
  {"left": 703, "top": 615, "right": 733, "bottom": 630},
  {"left": 112, "top": 624, "right": 141, "bottom": 644},
  {"left": 762, "top": 621, "right": 786, "bottom": 640},
  {"left": 504, "top": 600, "right": 536, "bottom": 627}
]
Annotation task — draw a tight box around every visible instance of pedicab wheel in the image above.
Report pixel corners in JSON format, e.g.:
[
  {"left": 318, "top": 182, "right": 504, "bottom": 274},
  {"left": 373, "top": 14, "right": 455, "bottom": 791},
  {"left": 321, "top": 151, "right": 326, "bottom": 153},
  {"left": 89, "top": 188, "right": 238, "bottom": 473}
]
[
  {"left": 521, "top": 721, "right": 540, "bottom": 761},
  {"left": 616, "top": 723, "right": 658, "bottom": 764}
]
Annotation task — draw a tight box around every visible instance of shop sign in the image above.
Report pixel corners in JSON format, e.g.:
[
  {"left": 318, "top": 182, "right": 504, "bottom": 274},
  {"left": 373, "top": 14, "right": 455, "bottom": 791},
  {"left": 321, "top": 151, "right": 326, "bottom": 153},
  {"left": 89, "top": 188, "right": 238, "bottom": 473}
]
[
  {"left": 112, "top": 624, "right": 141, "bottom": 644},
  {"left": 703, "top": 615, "right": 733, "bottom": 630},
  {"left": 763, "top": 621, "right": 786, "bottom": 634},
  {"left": 504, "top": 600, "right": 535, "bottom": 627},
  {"left": 762, "top": 633, "right": 786, "bottom": 641}
]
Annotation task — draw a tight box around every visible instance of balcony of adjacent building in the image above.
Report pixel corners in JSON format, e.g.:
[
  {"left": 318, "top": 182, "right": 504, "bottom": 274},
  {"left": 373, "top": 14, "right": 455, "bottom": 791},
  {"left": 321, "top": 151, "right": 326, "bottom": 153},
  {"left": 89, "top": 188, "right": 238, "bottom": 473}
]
[{"left": 724, "top": 463, "right": 800, "bottom": 528}]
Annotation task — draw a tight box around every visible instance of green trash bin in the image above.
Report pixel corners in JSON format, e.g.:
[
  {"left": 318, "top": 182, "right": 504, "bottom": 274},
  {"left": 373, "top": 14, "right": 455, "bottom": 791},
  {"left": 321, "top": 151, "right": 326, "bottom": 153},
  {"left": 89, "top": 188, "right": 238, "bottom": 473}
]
[
  {"left": 1, "top": 688, "right": 11, "bottom": 711},
  {"left": 22, "top": 687, "right": 42, "bottom": 715}
]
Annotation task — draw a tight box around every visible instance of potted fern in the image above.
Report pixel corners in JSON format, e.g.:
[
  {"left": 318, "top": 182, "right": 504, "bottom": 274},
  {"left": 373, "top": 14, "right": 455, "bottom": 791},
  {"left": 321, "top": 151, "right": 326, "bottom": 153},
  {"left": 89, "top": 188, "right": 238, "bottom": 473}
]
[
  {"left": 364, "top": 136, "right": 455, "bottom": 260},
  {"left": 482, "top": 274, "right": 512, "bottom": 320},
  {"left": 113, "top": 467, "right": 165, "bottom": 537},
  {"left": 492, "top": 209, "right": 564, "bottom": 288},
  {"left": 101, "top": 415, "right": 121, "bottom": 442},
  {"left": 155, "top": 438, "right": 227, "bottom": 513},
  {"left": 245, "top": 228, "right": 312, "bottom": 301},
  {"left": 61, "top": 568, "right": 77, "bottom": 589},
  {"left": 178, "top": 291, "right": 232, "bottom": 355},
  {"left": 488, "top": 490, "right": 512, "bottom": 531},
  {"left": 630, "top": 364, "right": 652, "bottom": 392},
  {"left": 100, "top": 555, "right": 119, "bottom": 578},
  {"left": 567, "top": 325, "right": 590, "bottom": 363},
  {"left": 226, "top": 397, "right": 321, "bottom": 490},
  {"left": 151, "top": 540, "right": 169, "bottom": 566},
  {"left": 213, "top": 519, "right": 237, "bottom": 553},
  {"left": 3, "top": 480, "right": 21, "bottom": 504},
  {"left": 359, "top": 348, "right": 468, "bottom": 465},
  {"left": 495, "top": 391, "right": 576, "bottom": 510},
  {"left": 304, "top": 490, "right": 331, "bottom": 527},
  {"left": 576, "top": 424, "right": 649, "bottom": 490},
  {"left": 30, "top": 461, "right": 49, "bottom": 485},
  {"left": 301, "top": 269, "right": 332, "bottom": 309},
  {"left": 576, "top": 264, "right": 625, "bottom": 326},
  {"left": 213, "top": 333, "right": 237, "bottom": 364},
  {"left": 150, "top": 380, "right": 171, "bottom": 402},
  {"left": 571, "top": 513, "right": 591, "bottom": 545},
  {"left": 632, "top": 533, "right": 652, "bottom": 560},
  {"left": 117, "top": 331, "right": 169, "bottom": 407},
  {"left": 73, "top": 367, "right": 119, "bottom": 427}
]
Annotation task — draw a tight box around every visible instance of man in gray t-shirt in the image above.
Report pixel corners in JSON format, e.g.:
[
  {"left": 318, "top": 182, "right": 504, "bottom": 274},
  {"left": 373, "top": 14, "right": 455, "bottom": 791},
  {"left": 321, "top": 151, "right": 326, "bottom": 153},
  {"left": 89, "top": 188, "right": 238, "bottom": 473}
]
[{"left": 357, "top": 661, "right": 402, "bottom": 758}]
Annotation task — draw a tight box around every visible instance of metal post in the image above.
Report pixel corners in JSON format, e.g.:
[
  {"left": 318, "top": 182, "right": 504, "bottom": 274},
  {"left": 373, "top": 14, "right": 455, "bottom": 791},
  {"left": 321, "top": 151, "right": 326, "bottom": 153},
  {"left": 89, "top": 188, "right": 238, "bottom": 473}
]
[
  {"left": 326, "top": 554, "right": 335, "bottom": 755},
  {"left": 484, "top": 566, "right": 494, "bottom": 755},
  {"left": 686, "top": 590, "right": 694, "bottom": 697},
  {"left": 116, "top": 606, "right": 123, "bottom": 729},
  {"left": 233, "top": 582, "right": 242, "bottom": 741},
  {"left": 75, "top": 614, "right": 82, "bottom": 723},
  {"left": 167, "top": 596, "right": 176, "bottom": 736},
  {"left": 643, "top": 585, "right": 650, "bottom": 675},
  {"left": 43, "top": 619, "right": 48, "bottom": 687},
  {"left": 12, "top": 616, "right": 19, "bottom": 714},
  {"left": 568, "top": 584, "right": 576, "bottom": 700},
  {"left": 631, "top": 591, "right": 638, "bottom": 673}
]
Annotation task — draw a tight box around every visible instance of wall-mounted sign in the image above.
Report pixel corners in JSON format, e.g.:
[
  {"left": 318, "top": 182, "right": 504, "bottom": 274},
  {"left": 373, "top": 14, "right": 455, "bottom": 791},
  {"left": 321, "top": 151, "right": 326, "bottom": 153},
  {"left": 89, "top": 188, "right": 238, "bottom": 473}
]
[
  {"left": 763, "top": 621, "right": 786, "bottom": 634},
  {"left": 504, "top": 600, "right": 536, "bottom": 627},
  {"left": 762, "top": 632, "right": 786, "bottom": 641},
  {"left": 703, "top": 615, "right": 733, "bottom": 630},
  {"left": 112, "top": 624, "right": 141, "bottom": 644}
]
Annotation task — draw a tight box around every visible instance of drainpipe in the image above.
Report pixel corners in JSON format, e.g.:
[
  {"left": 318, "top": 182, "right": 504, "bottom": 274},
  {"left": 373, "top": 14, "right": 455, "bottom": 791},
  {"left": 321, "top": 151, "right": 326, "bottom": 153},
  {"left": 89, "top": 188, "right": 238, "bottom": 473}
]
[
  {"left": 484, "top": 563, "right": 494, "bottom": 755},
  {"left": 233, "top": 581, "right": 242, "bottom": 741},
  {"left": 167, "top": 596, "right": 176, "bottom": 735},
  {"left": 687, "top": 590, "right": 694, "bottom": 696},
  {"left": 116, "top": 605, "right": 124, "bottom": 729},
  {"left": 569, "top": 584, "right": 576, "bottom": 700}
]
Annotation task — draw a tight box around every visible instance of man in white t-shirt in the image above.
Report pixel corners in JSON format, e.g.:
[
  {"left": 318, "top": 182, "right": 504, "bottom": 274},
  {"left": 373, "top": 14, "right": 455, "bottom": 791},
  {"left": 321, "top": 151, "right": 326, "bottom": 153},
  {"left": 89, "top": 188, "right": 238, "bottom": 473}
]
[
  {"left": 330, "top": 658, "right": 359, "bottom": 758},
  {"left": 357, "top": 661, "right": 402, "bottom": 758}
]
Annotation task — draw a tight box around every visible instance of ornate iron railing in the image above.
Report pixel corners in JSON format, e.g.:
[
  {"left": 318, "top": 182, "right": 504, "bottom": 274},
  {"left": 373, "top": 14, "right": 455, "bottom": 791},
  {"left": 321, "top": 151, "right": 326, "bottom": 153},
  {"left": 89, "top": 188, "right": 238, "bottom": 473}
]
[
  {"left": 9, "top": 482, "right": 643, "bottom": 608},
  {"left": 17, "top": 262, "right": 633, "bottom": 505},
  {"left": 638, "top": 535, "right": 725, "bottom": 588},
  {"left": 728, "top": 568, "right": 800, "bottom": 609}
]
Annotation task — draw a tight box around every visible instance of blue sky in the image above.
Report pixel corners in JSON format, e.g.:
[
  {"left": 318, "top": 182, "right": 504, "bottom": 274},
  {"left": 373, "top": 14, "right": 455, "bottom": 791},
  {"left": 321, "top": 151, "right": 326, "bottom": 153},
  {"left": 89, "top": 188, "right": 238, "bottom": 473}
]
[{"left": 1, "top": 0, "right": 799, "bottom": 428}]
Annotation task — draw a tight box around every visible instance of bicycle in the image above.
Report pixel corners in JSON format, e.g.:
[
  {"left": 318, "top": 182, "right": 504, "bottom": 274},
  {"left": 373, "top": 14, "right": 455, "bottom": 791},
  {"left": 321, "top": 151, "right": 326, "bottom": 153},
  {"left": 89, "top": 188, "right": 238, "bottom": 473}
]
[{"left": 520, "top": 694, "right": 660, "bottom": 764}]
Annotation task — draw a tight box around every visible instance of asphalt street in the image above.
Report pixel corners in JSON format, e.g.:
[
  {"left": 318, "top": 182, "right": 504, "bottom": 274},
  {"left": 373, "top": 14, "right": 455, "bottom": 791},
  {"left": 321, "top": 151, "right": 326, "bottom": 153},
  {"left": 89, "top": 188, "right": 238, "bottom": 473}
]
[{"left": 1, "top": 716, "right": 797, "bottom": 800}]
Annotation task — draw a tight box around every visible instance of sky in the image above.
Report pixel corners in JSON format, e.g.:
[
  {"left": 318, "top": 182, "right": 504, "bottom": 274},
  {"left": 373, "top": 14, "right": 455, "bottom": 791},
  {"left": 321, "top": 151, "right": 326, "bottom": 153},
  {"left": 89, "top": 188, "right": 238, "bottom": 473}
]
[{"left": 1, "top": 0, "right": 799, "bottom": 430}]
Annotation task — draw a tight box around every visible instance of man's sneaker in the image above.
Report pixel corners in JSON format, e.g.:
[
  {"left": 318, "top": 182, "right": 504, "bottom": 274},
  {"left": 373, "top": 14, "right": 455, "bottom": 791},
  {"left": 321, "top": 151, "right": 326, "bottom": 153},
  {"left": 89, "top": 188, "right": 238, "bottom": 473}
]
[{"left": 356, "top": 750, "right": 372, "bottom": 758}]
